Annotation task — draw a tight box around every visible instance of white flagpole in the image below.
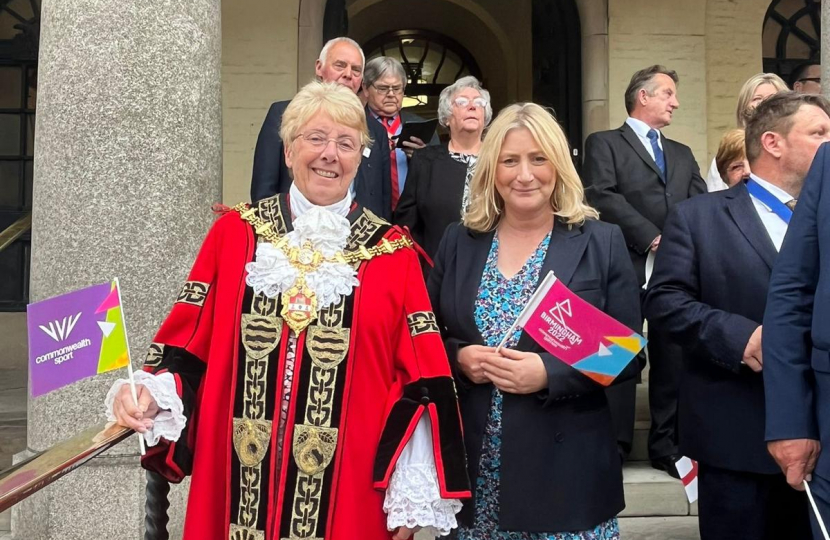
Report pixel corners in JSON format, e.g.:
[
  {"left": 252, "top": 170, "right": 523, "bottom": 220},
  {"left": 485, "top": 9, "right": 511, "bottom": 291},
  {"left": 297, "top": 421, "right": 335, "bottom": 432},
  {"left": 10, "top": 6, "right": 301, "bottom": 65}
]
[
  {"left": 495, "top": 271, "right": 557, "bottom": 353},
  {"left": 114, "top": 277, "right": 146, "bottom": 456},
  {"left": 805, "top": 480, "right": 830, "bottom": 540}
]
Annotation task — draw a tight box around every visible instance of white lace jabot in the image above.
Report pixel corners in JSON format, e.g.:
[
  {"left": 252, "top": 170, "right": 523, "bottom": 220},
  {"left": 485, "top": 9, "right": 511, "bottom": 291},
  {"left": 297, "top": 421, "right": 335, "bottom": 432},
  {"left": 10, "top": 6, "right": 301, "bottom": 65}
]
[
  {"left": 244, "top": 189, "right": 359, "bottom": 308},
  {"left": 288, "top": 183, "right": 352, "bottom": 219}
]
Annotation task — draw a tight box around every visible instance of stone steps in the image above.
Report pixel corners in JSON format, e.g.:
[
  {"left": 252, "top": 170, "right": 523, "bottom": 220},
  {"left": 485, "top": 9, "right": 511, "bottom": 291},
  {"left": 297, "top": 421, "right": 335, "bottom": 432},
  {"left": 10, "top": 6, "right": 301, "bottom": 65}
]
[
  {"left": 619, "top": 516, "right": 700, "bottom": 540},
  {"left": 622, "top": 462, "right": 697, "bottom": 517}
]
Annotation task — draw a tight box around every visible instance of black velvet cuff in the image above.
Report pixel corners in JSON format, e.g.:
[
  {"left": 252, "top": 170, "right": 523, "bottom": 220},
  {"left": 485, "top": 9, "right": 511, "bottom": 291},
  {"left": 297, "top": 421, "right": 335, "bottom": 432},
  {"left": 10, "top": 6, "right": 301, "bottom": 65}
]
[{"left": 373, "top": 376, "right": 470, "bottom": 495}]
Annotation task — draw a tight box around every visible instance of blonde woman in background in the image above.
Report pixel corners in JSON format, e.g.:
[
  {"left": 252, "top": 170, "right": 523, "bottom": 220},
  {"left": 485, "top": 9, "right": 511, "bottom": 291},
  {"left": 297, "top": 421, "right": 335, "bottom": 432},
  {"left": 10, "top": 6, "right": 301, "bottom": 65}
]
[{"left": 705, "top": 73, "right": 787, "bottom": 191}]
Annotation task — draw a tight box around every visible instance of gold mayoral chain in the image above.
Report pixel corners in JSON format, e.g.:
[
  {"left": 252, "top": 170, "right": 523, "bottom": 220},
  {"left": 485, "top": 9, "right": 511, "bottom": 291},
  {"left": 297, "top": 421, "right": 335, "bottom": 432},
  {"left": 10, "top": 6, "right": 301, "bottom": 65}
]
[{"left": 233, "top": 203, "right": 412, "bottom": 334}]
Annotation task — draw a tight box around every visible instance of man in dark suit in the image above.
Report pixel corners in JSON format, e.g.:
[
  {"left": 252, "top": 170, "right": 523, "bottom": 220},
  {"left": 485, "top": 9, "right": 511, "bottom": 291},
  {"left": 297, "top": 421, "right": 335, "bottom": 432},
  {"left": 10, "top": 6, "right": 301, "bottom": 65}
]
[
  {"left": 363, "top": 56, "right": 440, "bottom": 213},
  {"left": 763, "top": 101, "right": 830, "bottom": 539},
  {"left": 644, "top": 92, "right": 829, "bottom": 540},
  {"left": 250, "top": 37, "right": 392, "bottom": 220},
  {"left": 582, "top": 65, "right": 706, "bottom": 472}
]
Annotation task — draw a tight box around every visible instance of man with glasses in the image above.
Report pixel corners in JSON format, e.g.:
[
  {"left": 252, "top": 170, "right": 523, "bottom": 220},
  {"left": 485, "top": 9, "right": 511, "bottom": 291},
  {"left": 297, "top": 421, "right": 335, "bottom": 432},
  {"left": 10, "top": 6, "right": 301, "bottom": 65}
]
[
  {"left": 363, "top": 56, "right": 440, "bottom": 211},
  {"left": 791, "top": 61, "right": 822, "bottom": 95},
  {"left": 250, "top": 37, "right": 393, "bottom": 219}
]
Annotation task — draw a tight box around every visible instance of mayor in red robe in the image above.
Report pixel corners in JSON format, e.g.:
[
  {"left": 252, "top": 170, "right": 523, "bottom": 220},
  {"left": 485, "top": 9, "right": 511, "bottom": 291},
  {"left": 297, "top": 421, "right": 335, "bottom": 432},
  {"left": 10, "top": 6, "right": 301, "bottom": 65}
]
[{"left": 109, "top": 80, "right": 470, "bottom": 540}]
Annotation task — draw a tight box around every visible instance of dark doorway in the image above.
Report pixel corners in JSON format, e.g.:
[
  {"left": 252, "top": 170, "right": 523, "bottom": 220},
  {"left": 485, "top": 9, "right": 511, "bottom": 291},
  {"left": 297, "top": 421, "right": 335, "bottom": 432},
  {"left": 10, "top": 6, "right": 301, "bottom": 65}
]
[
  {"left": 532, "top": 0, "right": 582, "bottom": 167},
  {"left": 363, "top": 30, "right": 483, "bottom": 121},
  {"left": 0, "top": 0, "right": 38, "bottom": 312}
]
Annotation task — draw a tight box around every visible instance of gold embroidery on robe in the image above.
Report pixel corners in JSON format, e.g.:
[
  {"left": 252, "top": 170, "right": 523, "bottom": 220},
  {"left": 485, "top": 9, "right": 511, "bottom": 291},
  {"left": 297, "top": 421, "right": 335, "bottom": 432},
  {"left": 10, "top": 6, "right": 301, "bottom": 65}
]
[
  {"left": 176, "top": 281, "right": 210, "bottom": 307},
  {"left": 407, "top": 311, "right": 440, "bottom": 337}
]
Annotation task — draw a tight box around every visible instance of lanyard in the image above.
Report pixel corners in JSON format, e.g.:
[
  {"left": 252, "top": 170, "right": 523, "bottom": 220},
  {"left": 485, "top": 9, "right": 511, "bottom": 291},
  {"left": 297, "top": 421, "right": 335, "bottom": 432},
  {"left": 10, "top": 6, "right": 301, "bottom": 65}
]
[{"left": 746, "top": 178, "right": 793, "bottom": 224}]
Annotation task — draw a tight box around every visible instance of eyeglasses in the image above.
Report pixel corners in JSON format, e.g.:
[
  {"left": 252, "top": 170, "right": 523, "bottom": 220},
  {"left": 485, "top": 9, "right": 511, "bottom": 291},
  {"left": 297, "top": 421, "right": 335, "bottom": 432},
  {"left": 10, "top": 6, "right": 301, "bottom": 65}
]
[
  {"left": 453, "top": 96, "right": 488, "bottom": 108},
  {"left": 371, "top": 84, "right": 404, "bottom": 95},
  {"left": 798, "top": 78, "right": 821, "bottom": 84},
  {"left": 297, "top": 132, "right": 361, "bottom": 154}
]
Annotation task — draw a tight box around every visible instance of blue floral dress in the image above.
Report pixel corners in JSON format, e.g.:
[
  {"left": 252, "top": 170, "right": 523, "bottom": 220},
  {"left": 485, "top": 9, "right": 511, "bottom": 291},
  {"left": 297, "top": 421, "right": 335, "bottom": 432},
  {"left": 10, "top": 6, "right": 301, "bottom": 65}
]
[{"left": 456, "top": 232, "right": 620, "bottom": 540}]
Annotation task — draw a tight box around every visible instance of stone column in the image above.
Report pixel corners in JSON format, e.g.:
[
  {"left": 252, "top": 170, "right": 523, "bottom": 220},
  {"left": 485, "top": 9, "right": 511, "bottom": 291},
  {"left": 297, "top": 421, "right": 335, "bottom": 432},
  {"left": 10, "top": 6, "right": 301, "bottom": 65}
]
[
  {"left": 576, "top": 0, "right": 610, "bottom": 140},
  {"left": 12, "top": 1, "right": 222, "bottom": 539},
  {"left": 824, "top": 0, "right": 830, "bottom": 100},
  {"left": 298, "top": 0, "right": 326, "bottom": 91}
]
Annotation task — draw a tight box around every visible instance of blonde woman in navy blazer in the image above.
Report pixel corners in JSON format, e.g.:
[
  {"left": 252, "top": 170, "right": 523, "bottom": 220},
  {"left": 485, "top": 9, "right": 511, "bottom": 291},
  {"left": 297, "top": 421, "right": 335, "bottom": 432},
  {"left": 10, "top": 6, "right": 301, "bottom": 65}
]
[{"left": 428, "top": 103, "right": 642, "bottom": 538}]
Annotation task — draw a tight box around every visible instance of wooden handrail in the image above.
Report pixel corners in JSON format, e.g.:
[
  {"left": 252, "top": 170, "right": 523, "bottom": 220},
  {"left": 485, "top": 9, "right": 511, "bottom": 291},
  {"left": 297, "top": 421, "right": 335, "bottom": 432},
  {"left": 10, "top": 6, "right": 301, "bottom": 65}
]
[
  {"left": 0, "top": 212, "right": 32, "bottom": 253},
  {"left": 0, "top": 422, "right": 132, "bottom": 513}
]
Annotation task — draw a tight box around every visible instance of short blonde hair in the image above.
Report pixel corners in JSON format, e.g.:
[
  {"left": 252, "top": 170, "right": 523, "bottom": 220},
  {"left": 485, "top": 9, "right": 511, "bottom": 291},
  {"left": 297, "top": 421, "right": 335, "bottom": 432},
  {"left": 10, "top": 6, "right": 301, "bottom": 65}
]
[
  {"left": 735, "top": 73, "right": 788, "bottom": 127},
  {"left": 463, "top": 103, "right": 599, "bottom": 232},
  {"left": 715, "top": 129, "right": 746, "bottom": 184},
  {"left": 280, "top": 81, "right": 372, "bottom": 149}
]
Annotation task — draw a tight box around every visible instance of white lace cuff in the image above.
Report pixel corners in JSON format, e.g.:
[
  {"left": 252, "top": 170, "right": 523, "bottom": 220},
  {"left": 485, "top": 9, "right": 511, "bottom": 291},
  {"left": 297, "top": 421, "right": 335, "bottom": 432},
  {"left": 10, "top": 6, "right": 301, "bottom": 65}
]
[
  {"left": 383, "top": 461, "right": 463, "bottom": 536},
  {"left": 382, "top": 414, "right": 463, "bottom": 536},
  {"left": 104, "top": 371, "right": 186, "bottom": 447}
]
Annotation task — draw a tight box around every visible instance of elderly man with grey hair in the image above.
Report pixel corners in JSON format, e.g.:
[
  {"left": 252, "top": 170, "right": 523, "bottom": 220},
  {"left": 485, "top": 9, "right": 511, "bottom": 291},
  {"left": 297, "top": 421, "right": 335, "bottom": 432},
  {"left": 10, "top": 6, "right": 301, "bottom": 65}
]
[
  {"left": 394, "top": 75, "right": 492, "bottom": 267},
  {"left": 363, "top": 56, "right": 440, "bottom": 211},
  {"left": 250, "top": 37, "right": 393, "bottom": 219}
]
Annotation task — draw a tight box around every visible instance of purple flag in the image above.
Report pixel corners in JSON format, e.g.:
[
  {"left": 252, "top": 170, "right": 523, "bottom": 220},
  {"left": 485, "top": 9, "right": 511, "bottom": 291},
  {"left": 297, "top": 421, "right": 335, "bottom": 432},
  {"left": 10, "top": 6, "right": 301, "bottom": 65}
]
[{"left": 27, "top": 281, "right": 130, "bottom": 397}]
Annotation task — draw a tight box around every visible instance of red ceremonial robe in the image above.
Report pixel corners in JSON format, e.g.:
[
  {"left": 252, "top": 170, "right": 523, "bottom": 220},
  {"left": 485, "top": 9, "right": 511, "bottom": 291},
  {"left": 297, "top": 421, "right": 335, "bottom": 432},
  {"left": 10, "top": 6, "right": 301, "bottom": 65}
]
[{"left": 140, "top": 194, "right": 470, "bottom": 540}]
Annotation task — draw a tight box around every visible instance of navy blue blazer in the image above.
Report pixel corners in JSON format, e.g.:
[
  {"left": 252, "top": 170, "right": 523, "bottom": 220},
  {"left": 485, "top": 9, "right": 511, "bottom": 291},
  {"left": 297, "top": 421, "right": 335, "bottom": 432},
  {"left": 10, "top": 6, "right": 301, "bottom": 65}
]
[
  {"left": 427, "top": 219, "right": 641, "bottom": 532},
  {"left": 249, "top": 101, "right": 392, "bottom": 220},
  {"left": 643, "top": 183, "right": 780, "bottom": 474},
  {"left": 764, "top": 142, "right": 830, "bottom": 479}
]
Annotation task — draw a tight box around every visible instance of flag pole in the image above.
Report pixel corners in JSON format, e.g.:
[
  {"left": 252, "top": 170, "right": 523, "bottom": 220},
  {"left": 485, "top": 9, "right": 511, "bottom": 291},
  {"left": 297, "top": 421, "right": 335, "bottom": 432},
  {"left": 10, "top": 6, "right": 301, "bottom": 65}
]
[
  {"left": 496, "top": 272, "right": 557, "bottom": 353},
  {"left": 114, "top": 277, "right": 145, "bottom": 456},
  {"left": 806, "top": 480, "right": 830, "bottom": 540}
]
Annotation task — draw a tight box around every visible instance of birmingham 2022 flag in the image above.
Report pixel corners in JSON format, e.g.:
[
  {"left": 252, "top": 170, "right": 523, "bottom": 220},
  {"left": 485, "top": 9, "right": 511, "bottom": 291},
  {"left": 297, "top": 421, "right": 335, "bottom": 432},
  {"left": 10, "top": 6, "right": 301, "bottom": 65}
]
[
  {"left": 512, "top": 271, "right": 646, "bottom": 386},
  {"left": 27, "top": 280, "right": 129, "bottom": 397}
]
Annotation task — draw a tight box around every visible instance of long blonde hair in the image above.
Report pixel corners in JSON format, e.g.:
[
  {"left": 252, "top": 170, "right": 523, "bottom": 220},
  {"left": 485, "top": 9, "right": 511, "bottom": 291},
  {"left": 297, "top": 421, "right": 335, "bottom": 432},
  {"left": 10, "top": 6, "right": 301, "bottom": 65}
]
[
  {"left": 463, "top": 103, "right": 598, "bottom": 232},
  {"left": 735, "top": 73, "right": 788, "bottom": 128}
]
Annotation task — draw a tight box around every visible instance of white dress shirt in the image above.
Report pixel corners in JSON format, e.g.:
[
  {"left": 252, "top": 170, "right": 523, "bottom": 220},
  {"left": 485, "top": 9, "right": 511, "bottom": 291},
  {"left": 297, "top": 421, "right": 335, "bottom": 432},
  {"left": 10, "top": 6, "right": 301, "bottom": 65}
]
[
  {"left": 747, "top": 174, "right": 794, "bottom": 251},
  {"left": 706, "top": 158, "right": 728, "bottom": 192},
  {"left": 626, "top": 117, "right": 664, "bottom": 258},
  {"left": 625, "top": 117, "right": 663, "bottom": 160}
]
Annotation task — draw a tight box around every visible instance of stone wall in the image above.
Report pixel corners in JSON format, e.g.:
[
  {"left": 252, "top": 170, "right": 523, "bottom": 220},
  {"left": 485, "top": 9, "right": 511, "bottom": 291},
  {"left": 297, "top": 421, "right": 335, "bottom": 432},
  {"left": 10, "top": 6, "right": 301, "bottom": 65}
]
[
  {"left": 603, "top": 0, "right": 771, "bottom": 170},
  {"left": 704, "top": 0, "right": 770, "bottom": 161},
  {"left": 607, "top": 0, "right": 708, "bottom": 169},
  {"left": 222, "top": 0, "right": 300, "bottom": 205}
]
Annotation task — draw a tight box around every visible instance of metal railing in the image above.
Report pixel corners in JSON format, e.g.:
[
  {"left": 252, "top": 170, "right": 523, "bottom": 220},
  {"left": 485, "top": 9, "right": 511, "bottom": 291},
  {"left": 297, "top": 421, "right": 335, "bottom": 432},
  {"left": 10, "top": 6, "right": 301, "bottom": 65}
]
[
  {"left": 0, "top": 212, "right": 31, "bottom": 254},
  {"left": 0, "top": 422, "right": 173, "bottom": 540}
]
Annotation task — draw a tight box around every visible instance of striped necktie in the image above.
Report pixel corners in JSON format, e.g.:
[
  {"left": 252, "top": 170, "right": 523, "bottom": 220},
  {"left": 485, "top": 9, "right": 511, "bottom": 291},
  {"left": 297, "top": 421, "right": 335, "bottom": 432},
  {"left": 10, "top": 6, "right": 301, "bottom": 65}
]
[{"left": 383, "top": 116, "right": 400, "bottom": 210}]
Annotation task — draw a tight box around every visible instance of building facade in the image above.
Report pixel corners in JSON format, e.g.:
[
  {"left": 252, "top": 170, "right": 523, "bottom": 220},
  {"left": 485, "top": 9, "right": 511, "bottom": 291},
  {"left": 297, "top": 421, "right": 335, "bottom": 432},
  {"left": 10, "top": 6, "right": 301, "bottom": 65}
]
[
  {"left": 221, "top": 0, "right": 820, "bottom": 203},
  {"left": 0, "top": 0, "right": 823, "bottom": 538}
]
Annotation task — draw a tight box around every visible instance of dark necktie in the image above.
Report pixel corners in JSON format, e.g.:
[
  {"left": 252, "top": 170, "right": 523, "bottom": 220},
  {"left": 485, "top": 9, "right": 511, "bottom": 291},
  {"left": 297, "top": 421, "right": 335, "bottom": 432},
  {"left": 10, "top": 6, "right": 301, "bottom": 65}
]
[
  {"left": 383, "top": 117, "right": 400, "bottom": 209},
  {"left": 786, "top": 199, "right": 797, "bottom": 211},
  {"left": 647, "top": 129, "right": 666, "bottom": 181}
]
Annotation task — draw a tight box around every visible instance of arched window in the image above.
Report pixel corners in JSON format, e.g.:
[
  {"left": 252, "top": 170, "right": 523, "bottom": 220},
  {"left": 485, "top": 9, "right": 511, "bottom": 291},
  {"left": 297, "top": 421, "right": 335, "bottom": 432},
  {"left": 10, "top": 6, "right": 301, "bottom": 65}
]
[
  {"left": 0, "top": 0, "right": 39, "bottom": 311},
  {"left": 363, "top": 30, "right": 482, "bottom": 114},
  {"left": 762, "top": 0, "right": 820, "bottom": 82}
]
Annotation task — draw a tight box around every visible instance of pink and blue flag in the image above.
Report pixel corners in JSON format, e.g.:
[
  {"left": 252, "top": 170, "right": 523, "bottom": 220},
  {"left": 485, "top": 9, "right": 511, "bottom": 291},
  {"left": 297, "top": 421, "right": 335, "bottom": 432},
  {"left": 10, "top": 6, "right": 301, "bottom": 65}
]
[
  {"left": 27, "top": 280, "right": 130, "bottom": 397},
  {"left": 514, "top": 272, "right": 646, "bottom": 386}
]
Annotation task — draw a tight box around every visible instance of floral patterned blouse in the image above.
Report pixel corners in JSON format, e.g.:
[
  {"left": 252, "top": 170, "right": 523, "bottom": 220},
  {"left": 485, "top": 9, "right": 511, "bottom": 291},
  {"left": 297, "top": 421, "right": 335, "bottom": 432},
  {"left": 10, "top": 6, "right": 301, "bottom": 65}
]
[{"left": 455, "top": 232, "right": 620, "bottom": 540}]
